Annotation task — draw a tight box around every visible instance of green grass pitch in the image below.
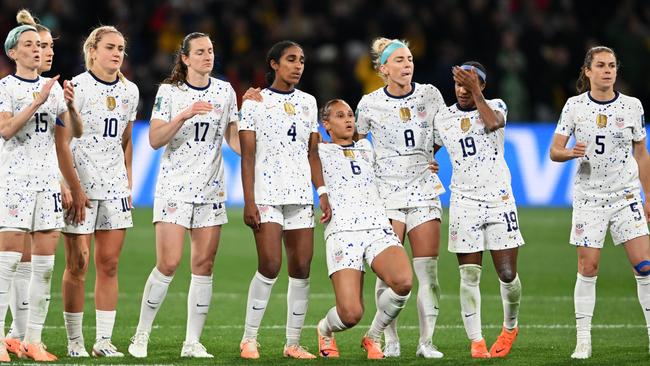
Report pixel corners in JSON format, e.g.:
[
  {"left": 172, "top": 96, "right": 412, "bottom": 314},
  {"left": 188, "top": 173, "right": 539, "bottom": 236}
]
[{"left": 11, "top": 208, "right": 649, "bottom": 365}]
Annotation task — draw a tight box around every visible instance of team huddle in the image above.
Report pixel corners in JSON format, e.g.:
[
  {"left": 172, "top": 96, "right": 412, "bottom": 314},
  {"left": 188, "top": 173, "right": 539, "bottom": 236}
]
[{"left": 0, "top": 8, "right": 649, "bottom": 362}]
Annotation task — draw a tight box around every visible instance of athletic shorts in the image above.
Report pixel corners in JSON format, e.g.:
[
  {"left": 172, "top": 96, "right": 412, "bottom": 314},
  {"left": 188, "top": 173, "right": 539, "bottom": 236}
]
[
  {"left": 257, "top": 204, "right": 314, "bottom": 230},
  {"left": 571, "top": 200, "right": 649, "bottom": 247},
  {"left": 0, "top": 188, "right": 63, "bottom": 232},
  {"left": 153, "top": 198, "right": 227, "bottom": 229},
  {"left": 385, "top": 199, "right": 442, "bottom": 233},
  {"left": 325, "top": 227, "right": 402, "bottom": 276},
  {"left": 64, "top": 198, "right": 133, "bottom": 234}
]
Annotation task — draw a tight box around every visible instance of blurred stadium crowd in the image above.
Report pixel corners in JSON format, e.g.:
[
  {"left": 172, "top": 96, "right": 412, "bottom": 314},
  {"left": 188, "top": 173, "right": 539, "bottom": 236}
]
[{"left": 0, "top": 0, "right": 648, "bottom": 121}]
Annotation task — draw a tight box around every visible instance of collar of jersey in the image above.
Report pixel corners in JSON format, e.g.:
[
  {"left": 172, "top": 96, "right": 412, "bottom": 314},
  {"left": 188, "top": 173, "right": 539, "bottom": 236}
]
[
  {"left": 88, "top": 70, "right": 119, "bottom": 86},
  {"left": 11, "top": 74, "right": 39, "bottom": 83},
  {"left": 340, "top": 142, "right": 355, "bottom": 148},
  {"left": 587, "top": 90, "right": 619, "bottom": 105},
  {"left": 185, "top": 78, "right": 211, "bottom": 91},
  {"left": 267, "top": 86, "right": 295, "bottom": 95},
  {"left": 455, "top": 103, "right": 477, "bottom": 112},
  {"left": 383, "top": 82, "right": 415, "bottom": 99}
]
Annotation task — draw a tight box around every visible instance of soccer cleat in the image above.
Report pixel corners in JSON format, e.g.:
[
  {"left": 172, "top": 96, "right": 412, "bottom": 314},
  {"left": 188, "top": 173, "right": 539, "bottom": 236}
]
[
  {"left": 471, "top": 339, "right": 491, "bottom": 358},
  {"left": 317, "top": 321, "right": 339, "bottom": 358},
  {"left": 67, "top": 341, "right": 90, "bottom": 357},
  {"left": 416, "top": 341, "right": 444, "bottom": 359},
  {"left": 490, "top": 326, "right": 518, "bottom": 357},
  {"left": 22, "top": 342, "right": 58, "bottom": 361},
  {"left": 181, "top": 341, "right": 214, "bottom": 358},
  {"left": 361, "top": 336, "right": 384, "bottom": 359},
  {"left": 92, "top": 339, "right": 124, "bottom": 357},
  {"left": 0, "top": 342, "right": 9, "bottom": 362},
  {"left": 128, "top": 332, "right": 149, "bottom": 358},
  {"left": 240, "top": 338, "right": 259, "bottom": 359},
  {"left": 571, "top": 339, "right": 591, "bottom": 359},
  {"left": 283, "top": 344, "right": 316, "bottom": 359},
  {"left": 383, "top": 341, "right": 400, "bottom": 357},
  {"left": 4, "top": 338, "right": 22, "bottom": 358}
]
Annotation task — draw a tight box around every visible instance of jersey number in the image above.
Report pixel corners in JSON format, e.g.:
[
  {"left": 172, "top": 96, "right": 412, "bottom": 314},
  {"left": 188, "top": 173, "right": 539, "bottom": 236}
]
[
  {"left": 404, "top": 129, "right": 415, "bottom": 147},
  {"left": 120, "top": 198, "right": 131, "bottom": 213},
  {"left": 630, "top": 202, "right": 643, "bottom": 221},
  {"left": 459, "top": 136, "right": 476, "bottom": 157},
  {"left": 595, "top": 135, "right": 605, "bottom": 155},
  {"left": 287, "top": 123, "right": 297, "bottom": 142},
  {"left": 103, "top": 118, "right": 118, "bottom": 137},
  {"left": 34, "top": 113, "right": 47, "bottom": 133},
  {"left": 503, "top": 211, "right": 519, "bottom": 232},
  {"left": 350, "top": 161, "right": 361, "bottom": 175},
  {"left": 194, "top": 122, "right": 209, "bottom": 142},
  {"left": 52, "top": 193, "right": 62, "bottom": 213}
]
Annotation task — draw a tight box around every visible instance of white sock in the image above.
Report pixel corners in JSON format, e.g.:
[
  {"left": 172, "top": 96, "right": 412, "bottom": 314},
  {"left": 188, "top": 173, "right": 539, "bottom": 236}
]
[
  {"left": 135, "top": 267, "right": 173, "bottom": 334},
  {"left": 0, "top": 252, "right": 22, "bottom": 339},
  {"left": 185, "top": 273, "right": 212, "bottom": 343},
  {"left": 96, "top": 309, "right": 116, "bottom": 342},
  {"left": 64, "top": 312, "right": 84, "bottom": 345},
  {"left": 318, "top": 307, "right": 348, "bottom": 337},
  {"left": 635, "top": 275, "right": 650, "bottom": 340},
  {"left": 286, "top": 277, "right": 309, "bottom": 346},
  {"left": 375, "top": 277, "right": 399, "bottom": 343},
  {"left": 366, "top": 287, "right": 410, "bottom": 341},
  {"left": 24, "top": 255, "right": 55, "bottom": 344},
  {"left": 7, "top": 261, "right": 30, "bottom": 339},
  {"left": 500, "top": 274, "right": 522, "bottom": 330},
  {"left": 413, "top": 257, "right": 441, "bottom": 344},
  {"left": 460, "top": 264, "right": 483, "bottom": 342},
  {"left": 243, "top": 271, "right": 276, "bottom": 341},
  {"left": 574, "top": 273, "right": 596, "bottom": 343}
]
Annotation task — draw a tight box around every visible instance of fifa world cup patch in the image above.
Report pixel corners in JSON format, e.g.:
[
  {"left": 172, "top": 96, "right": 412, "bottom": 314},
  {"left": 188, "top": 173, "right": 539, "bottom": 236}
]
[
  {"left": 284, "top": 102, "right": 296, "bottom": 115},
  {"left": 106, "top": 96, "right": 117, "bottom": 111},
  {"left": 596, "top": 114, "right": 607, "bottom": 128},
  {"left": 343, "top": 150, "right": 355, "bottom": 159},
  {"left": 399, "top": 107, "right": 411, "bottom": 121},
  {"left": 460, "top": 117, "right": 471, "bottom": 132}
]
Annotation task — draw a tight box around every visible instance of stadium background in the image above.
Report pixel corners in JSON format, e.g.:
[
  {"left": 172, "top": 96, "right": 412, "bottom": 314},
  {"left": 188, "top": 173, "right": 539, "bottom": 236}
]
[{"left": 1, "top": 1, "right": 650, "bottom": 364}]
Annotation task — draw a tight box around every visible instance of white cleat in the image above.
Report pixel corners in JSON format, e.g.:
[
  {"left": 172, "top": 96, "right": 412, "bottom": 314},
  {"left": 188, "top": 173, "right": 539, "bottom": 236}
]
[
  {"left": 416, "top": 341, "right": 444, "bottom": 359},
  {"left": 383, "top": 341, "right": 400, "bottom": 357},
  {"left": 67, "top": 341, "right": 90, "bottom": 357},
  {"left": 571, "top": 339, "right": 591, "bottom": 359},
  {"left": 128, "top": 332, "right": 149, "bottom": 358},
  {"left": 181, "top": 341, "right": 214, "bottom": 358},
  {"left": 92, "top": 339, "right": 124, "bottom": 357}
]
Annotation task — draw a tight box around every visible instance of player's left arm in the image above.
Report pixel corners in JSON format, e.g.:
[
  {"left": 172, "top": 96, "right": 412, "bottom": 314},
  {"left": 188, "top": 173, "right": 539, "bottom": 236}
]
[
  {"left": 633, "top": 138, "right": 650, "bottom": 221},
  {"left": 60, "top": 80, "right": 83, "bottom": 138},
  {"left": 122, "top": 120, "right": 133, "bottom": 206},
  {"left": 308, "top": 132, "right": 331, "bottom": 223},
  {"left": 224, "top": 88, "right": 241, "bottom": 155}
]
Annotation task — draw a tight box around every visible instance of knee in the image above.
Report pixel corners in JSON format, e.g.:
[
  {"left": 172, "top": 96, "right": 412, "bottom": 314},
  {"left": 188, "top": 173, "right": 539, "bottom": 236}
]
[
  {"left": 192, "top": 256, "right": 215, "bottom": 276},
  {"left": 497, "top": 268, "right": 517, "bottom": 283},
  {"left": 65, "top": 255, "right": 89, "bottom": 280},
  {"left": 391, "top": 273, "right": 413, "bottom": 296},
  {"left": 578, "top": 260, "right": 599, "bottom": 277},
  {"left": 338, "top": 304, "right": 364, "bottom": 327},
  {"left": 96, "top": 257, "right": 120, "bottom": 278},
  {"left": 258, "top": 259, "right": 281, "bottom": 279},
  {"left": 157, "top": 257, "right": 181, "bottom": 277}
]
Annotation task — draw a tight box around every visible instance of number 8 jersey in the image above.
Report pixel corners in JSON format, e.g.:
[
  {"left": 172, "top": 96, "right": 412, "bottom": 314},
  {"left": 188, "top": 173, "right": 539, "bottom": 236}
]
[
  {"left": 356, "top": 82, "right": 446, "bottom": 209},
  {"left": 71, "top": 71, "right": 139, "bottom": 200}
]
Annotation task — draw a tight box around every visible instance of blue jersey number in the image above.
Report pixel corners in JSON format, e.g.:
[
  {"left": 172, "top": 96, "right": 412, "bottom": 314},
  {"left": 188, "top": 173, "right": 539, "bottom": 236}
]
[
  {"left": 52, "top": 193, "right": 62, "bottom": 213},
  {"left": 287, "top": 123, "right": 297, "bottom": 142},
  {"left": 404, "top": 129, "right": 415, "bottom": 147},
  {"left": 34, "top": 113, "right": 47, "bottom": 133},
  {"left": 194, "top": 122, "right": 209, "bottom": 142},
  {"left": 459, "top": 136, "right": 476, "bottom": 157},
  {"left": 595, "top": 135, "right": 605, "bottom": 155},
  {"left": 103, "top": 118, "right": 118, "bottom": 137},
  {"left": 503, "top": 211, "right": 519, "bottom": 232},
  {"left": 350, "top": 161, "right": 361, "bottom": 175}
]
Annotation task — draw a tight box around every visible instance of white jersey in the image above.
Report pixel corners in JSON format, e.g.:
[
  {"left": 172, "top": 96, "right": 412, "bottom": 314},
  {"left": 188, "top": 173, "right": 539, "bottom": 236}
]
[
  {"left": 319, "top": 139, "right": 391, "bottom": 238},
  {"left": 70, "top": 71, "right": 139, "bottom": 200},
  {"left": 239, "top": 87, "right": 319, "bottom": 205},
  {"left": 555, "top": 92, "right": 646, "bottom": 210},
  {"left": 434, "top": 99, "right": 514, "bottom": 204},
  {"left": 0, "top": 74, "right": 67, "bottom": 192},
  {"left": 356, "top": 82, "right": 446, "bottom": 209},
  {"left": 152, "top": 78, "right": 238, "bottom": 204}
]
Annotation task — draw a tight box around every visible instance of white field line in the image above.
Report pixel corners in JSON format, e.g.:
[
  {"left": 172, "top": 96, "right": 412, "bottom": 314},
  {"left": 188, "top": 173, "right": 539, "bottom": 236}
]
[{"left": 43, "top": 324, "right": 645, "bottom": 330}]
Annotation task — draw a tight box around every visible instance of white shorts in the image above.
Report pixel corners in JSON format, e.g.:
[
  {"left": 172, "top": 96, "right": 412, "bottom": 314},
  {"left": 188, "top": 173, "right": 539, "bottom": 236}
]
[
  {"left": 325, "top": 227, "right": 402, "bottom": 276},
  {"left": 63, "top": 198, "right": 133, "bottom": 234},
  {"left": 571, "top": 201, "right": 649, "bottom": 247},
  {"left": 258, "top": 204, "right": 314, "bottom": 230},
  {"left": 0, "top": 188, "right": 63, "bottom": 232},
  {"left": 153, "top": 198, "right": 228, "bottom": 229},
  {"left": 386, "top": 200, "right": 442, "bottom": 233},
  {"left": 448, "top": 200, "right": 525, "bottom": 253}
]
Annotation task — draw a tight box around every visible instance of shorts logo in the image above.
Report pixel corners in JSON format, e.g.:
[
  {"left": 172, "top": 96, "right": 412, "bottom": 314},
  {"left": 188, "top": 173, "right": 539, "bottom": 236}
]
[
  {"left": 166, "top": 202, "right": 177, "bottom": 214},
  {"left": 416, "top": 104, "right": 426, "bottom": 119},
  {"left": 450, "top": 230, "right": 458, "bottom": 242},
  {"left": 460, "top": 117, "right": 471, "bottom": 132},
  {"left": 258, "top": 205, "right": 270, "bottom": 213},
  {"left": 596, "top": 114, "right": 607, "bottom": 128},
  {"left": 575, "top": 223, "right": 584, "bottom": 236},
  {"left": 334, "top": 250, "right": 343, "bottom": 263},
  {"left": 8, "top": 204, "right": 19, "bottom": 217},
  {"left": 615, "top": 117, "right": 624, "bottom": 128}
]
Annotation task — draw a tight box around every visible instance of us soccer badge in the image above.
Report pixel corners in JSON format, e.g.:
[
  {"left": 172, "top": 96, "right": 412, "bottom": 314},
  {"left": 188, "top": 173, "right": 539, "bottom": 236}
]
[
  {"left": 596, "top": 114, "right": 607, "bottom": 128},
  {"left": 399, "top": 107, "right": 411, "bottom": 121},
  {"left": 106, "top": 96, "right": 117, "bottom": 111},
  {"left": 460, "top": 117, "right": 471, "bottom": 132},
  {"left": 284, "top": 102, "right": 296, "bottom": 115}
]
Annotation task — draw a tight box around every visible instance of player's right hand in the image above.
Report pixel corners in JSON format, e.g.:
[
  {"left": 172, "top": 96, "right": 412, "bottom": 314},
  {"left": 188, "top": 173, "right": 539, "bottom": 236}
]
[
  {"left": 428, "top": 160, "right": 440, "bottom": 174},
  {"left": 182, "top": 101, "right": 213, "bottom": 120},
  {"left": 33, "top": 75, "right": 60, "bottom": 107},
  {"left": 242, "top": 87, "right": 263, "bottom": 102},
  {"left": 571, "top": 141, "right": 587, "bottom": 158},
  {"left": 68, "top": 187, "right": 92, "bottom": 224},
  {"left": 61, "top": 183, "right": 73, "bottom": 210},
  {"left": 243, "top": 202, "right": 261, "bottom": 231}
]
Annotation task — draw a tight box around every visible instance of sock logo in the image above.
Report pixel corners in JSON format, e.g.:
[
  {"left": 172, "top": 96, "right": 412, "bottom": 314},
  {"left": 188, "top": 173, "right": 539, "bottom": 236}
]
[
  {"left": 146, "top": 300, "right": 160, "bottom": 306},
  {"left": 464, "top": 313, "right": 476, "bottom": 318},
  {"left": 292, "top": 311, "right": 305, "bottom": 316},
  {"left": 252, "top": 305, "right": 265, "bottom": 310},
  {"left": 196, "top": 304, "right": 209, "bottom": 308}
]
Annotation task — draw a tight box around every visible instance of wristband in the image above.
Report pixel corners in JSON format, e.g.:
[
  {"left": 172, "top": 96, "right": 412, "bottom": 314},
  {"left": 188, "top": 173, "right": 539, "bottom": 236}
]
[{"left": 316, "top": 186, "right": 328, "bottom": 196}]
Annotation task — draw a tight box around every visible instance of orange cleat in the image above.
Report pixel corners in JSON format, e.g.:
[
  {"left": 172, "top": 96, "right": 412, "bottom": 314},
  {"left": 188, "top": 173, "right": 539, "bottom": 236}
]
[
  {"left": 0, "top": 342, "right": 9, "bottom": 362},
  {"left": 283, "top": 344, "right": 316, "bottom": 359},
  {"left": 361, "top": 336, "right": 384, "bottom": 360},
  {"left": 490, "top": 326, "right": 518, "bottom": 358},
  {"left": 471, "top": 339, "right": 491, "bottom": 359},
  {"left": 317, "top": 322, "right": 339, "bottom": 358},
  {"left": 4, "top": 338, "right": 21, "bottom": 358},
  {"left": 22, "top": 342, "right": 58, "bottom": 361},
  {"left": 240, "top": 338, "right": 260, "bottom": 359}
]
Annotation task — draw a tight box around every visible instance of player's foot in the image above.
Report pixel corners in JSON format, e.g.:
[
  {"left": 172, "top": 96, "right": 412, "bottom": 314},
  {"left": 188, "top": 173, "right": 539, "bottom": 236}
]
[
  {"left": 283, "top": 344, "right": 316, "bottom": 359},
  {"left": 416, "top": 340, "right": 444, "bottom": 359},
  {"left": 0, "top": 342, "right": 9, "bottom": 362},
  {"left": 240, "top": 338, "right": 259, "bottom": 359},
  {"left": 361, "top": 336, "right": 384, "bottom": 360},
  {"left": 92, "top": 339, "right": 124, "bottom": 357},
  {"left": 181, "top": 341, "right": 213, "bottom": 358},
  {"left": 128, "top": 331, "right": 149, "bottom": 358},
  {"left": 490, "top": 326, "right": 518, "bottom": 358},
  {"left": 571, "top": 339, "right": 591, "bottom": 359},
  {"left": 4, "top": 338, "right": 22, "bottom": 358},
  {"left": 21, "top": 342, "right": 58, "bottom": 361},
  {"left": 67, "top": 340, "right": 89, "bottom": 357},
  {"left": 383, "top": 341, "right": 400, "bottom": 357},
  {"left": 471, "top": 339, "right": 491, "bottom": 358},
  {"left": 317, "top": 321, "right": 339, "bottom": 358}
]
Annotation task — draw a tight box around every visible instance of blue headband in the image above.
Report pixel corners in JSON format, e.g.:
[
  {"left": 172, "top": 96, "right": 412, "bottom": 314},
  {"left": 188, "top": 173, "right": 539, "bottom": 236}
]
[
  {"left": 460, "top": 65, "right": 486, "bottom": 82},
  {"left": 4, "top": 25, "right": 37, "bottom": 56},
  {"left": 380, "top": 40, "right": 407, "bottom": 65}
]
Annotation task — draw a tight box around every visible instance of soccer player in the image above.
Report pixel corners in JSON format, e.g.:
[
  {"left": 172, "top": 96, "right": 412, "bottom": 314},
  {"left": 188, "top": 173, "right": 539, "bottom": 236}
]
[
  {"left": 56, "top": 25, "right": 138, "bottom": 358},
  {"left": 355, "top": 37, "right": 446, "bottom": 358},
  {"left": 434, "top": 61, "right": 523, "bottom": 358},
  {"left": 128, "top": 32, "right": 239, "bottom": 359},
  {"left": 0, "top": 23, "right": 82, "bottom": 361},
  {"left": 315, "top": 99, "right": 412, "bottom": 360},
  {"left": 550, "top": 46, "right": 650, "bottom": 359},
  {"left": 238, "top": 40, "right": 329, "bottom": 360}
]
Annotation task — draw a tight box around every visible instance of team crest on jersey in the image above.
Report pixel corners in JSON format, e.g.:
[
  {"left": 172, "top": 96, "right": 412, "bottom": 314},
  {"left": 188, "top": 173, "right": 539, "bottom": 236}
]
[
  {"left": 213, "top": 103, "right": 223, "bottom": 115},
  {"left": 284, "top": 102, "right": 296, "bottom": 115},
  {"left": 450, "top": 230, "right": 458, "bottom": 242},
  {"left": 596, "top": 114, "right": 607, "bottom": 128},
  {"left": 166, "top": 202, "right": 177, "bottom": 214},
  {"left": 106, "top": 96, "right": 117, "bottom": 111},
  {"left": 302, "top": 105, "right": 310, "bottom": 117},
  {"left": 7, "top": 204, "right": 19, "bottom": 217},
  {"left": 334, "top": 250, "right": 344, "bottom": 263},
  {"left": 399, "top": 107, "right": 411, "bottom": 121},
  {"left": 460, "top": 117, "right": 471, "bottom": 132},
  {"left": 574, "top": 223, "right": 584, "bottom": 236},
  {"left": 500, "top": 189, "right": 510, "bottom": 201},
  {"left": 416, "top": 104, "right": 426, "bottom": 118},
  {"left": 343, "top": 150, "right": 355, "bottom": 159},
  {"left": 615, "top": 117, "right": 624, "bottom": 128}
]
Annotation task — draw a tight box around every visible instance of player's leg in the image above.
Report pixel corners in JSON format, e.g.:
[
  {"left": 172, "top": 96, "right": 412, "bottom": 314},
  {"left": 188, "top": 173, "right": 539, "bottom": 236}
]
[
  {"left": 61, "top": 233, "right": 91, "bottom": 357},
  {"left": 457, "top": 252, "right": 490, "bottom": 358},
  {"left": 489, "top": 247, "right": 520, "bottom": 357},
  {"left": 6, "top": 234, "right": 30, "bottom": 354},
  {"left": 0, "top": 231, "right": 27, "bottom": 362},
  {"left": 622, "top": 235, "right": 650, "bottom": 354}
]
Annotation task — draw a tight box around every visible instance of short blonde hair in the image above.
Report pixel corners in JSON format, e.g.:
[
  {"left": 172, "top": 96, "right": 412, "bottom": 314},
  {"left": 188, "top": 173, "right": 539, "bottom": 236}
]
[
  {"left": 83, "top": 25, "right": 126, "bottom": 81},
  {"left": 370, "top": 37, "right": 410, "bottom": 83}
]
